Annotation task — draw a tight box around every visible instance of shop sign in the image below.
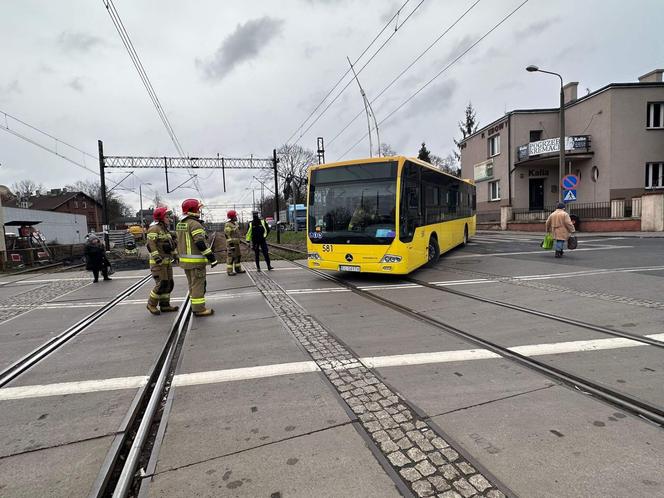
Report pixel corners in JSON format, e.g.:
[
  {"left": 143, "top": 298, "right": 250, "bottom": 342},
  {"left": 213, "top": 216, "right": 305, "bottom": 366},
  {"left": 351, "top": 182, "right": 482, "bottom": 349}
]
[{"left": 473, "top": 159, "right": 493, "bottom": 182}]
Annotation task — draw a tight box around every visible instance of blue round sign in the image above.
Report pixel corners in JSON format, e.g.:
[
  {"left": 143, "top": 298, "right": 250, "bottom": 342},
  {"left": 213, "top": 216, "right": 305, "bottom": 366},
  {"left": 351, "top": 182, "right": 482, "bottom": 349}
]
[{"left": 561, "top": 174, "right": 579, "bottom": 190}]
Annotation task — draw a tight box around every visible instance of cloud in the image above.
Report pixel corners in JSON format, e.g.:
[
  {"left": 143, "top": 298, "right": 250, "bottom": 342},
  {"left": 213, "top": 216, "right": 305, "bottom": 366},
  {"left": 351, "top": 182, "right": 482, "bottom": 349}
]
[
  {"left": 514, "top": 17, "right": 561, "bottom": 40},
  {"left": 197, "top": 17, "right": 284, "bottom": 80},
  {"left": 1, "top": 80, "right": 21, "bottom": 95},
  {"left": 68, "top": 77, "right": 84, "bottom": 92},
  {"left": 57, "top": 31, "right": 104, "bottom": 53},
  {"left": 399, "top": 79, "right": 457, "bottom": 120}
]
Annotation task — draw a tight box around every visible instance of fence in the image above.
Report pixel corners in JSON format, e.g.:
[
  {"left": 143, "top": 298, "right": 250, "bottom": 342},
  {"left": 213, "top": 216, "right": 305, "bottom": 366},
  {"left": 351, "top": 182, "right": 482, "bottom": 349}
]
[{"left": 511, "top": 200, "right": 637, "bottom": 221}]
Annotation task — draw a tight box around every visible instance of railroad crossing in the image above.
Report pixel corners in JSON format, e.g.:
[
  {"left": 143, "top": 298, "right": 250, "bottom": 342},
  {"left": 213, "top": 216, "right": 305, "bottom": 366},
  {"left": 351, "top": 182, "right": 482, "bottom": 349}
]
[{"left": 0, "top": 232, "right": 663, "bottom": 497}]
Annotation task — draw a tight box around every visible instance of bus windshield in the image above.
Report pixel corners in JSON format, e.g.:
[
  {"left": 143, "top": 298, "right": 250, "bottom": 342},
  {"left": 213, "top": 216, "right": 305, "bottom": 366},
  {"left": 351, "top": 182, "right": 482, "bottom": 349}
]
[{"left": 308, "top": 162, "right": 397, "bottom": 244}]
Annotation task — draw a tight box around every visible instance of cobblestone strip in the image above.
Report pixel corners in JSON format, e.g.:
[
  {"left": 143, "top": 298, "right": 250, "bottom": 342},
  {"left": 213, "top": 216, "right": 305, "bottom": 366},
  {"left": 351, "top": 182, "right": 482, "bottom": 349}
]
[
  {"left": 442, "top": 266, "right": 664, "bottom": 310},
  {"left": 0, "top": 280, "right": 89, "bottom": 322},
  {"left": 251, "top": 270, "right": 505, "bottom": 498}
]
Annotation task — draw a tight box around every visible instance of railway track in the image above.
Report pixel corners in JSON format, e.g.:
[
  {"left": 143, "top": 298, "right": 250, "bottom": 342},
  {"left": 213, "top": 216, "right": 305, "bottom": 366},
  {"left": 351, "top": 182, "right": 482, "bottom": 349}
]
[
  {"left": 0, "top": 261, "right": 86, "bottom": 287},
  {"left": 0, "top": 274, "right": 151, "bottom": 387},
  {"left": 261, "top": 243, "right": 664, "bottom": 427}
]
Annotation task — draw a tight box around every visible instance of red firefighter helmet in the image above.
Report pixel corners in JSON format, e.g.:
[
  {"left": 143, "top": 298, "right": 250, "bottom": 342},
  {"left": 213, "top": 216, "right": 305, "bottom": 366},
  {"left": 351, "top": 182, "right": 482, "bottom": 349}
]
[
  {"left": 227, "top": 209, "right": 237, "bottom": 220},
  {"left": 153, "top": 207, "right": 172, "bottom": 222},
  {"left": 182, "top": 198, "right": 202, "bottom": 215}
]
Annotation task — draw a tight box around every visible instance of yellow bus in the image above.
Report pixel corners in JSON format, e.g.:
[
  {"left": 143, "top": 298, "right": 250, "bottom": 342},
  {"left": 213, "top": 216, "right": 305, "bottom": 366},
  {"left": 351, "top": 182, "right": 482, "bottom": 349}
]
[{"left": 306, "top": 156, "right": 476, "bottom": 274}]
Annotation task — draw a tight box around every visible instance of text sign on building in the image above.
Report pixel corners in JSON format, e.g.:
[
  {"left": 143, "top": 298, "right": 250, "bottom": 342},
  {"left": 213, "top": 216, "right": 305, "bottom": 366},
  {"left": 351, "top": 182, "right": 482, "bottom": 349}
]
[
  {"left": 473, "top": 159, "right": 493, "bottom": 182},
  {"left": 561, "top": 174, "right": 579, "bottom": 190},
  {"left": 519, "top": 135, "right": 590, "bottom": 161}
]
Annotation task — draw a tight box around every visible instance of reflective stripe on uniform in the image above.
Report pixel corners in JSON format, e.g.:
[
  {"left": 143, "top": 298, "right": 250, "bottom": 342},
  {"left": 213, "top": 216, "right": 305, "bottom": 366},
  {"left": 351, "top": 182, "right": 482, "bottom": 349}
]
[
  {"left": 191, "top": 297, "right": 206, "bottom": 305},
  {"left": 201, "top": 248, "right": 212, "bottom": 256},
  {"left": 191, "top": 228, "right": 205, "bottom": 237},
  {"left": 150, "top": 258, "right": 172, "bottom": 265},
  {"left": 150, "top": 291, "right": 162, "bottom": 300},
  {"left": 150, "top": 251, "right": 160, "bottom": 257},
  {"left": 180, "top": 256, "right": 206, "bottom": 264},
  {"left": 147, "top": 233, "right": 158, "bottom": 239}
]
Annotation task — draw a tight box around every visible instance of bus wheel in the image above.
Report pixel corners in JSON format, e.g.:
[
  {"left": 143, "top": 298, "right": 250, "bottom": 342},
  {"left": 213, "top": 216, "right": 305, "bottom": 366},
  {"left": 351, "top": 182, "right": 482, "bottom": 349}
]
[
  {"left": 462, "top": 225, "right": 469, "bottom": 246},
  {"left": 426, "top": 236, "right": 440, "bottom": 266}
]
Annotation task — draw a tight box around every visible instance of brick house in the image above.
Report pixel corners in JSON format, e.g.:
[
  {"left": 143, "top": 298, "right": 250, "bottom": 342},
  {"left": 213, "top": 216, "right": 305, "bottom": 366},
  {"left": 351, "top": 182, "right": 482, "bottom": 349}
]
[{"left": 26, "top": 189, "right": 102, "bottom": 232}]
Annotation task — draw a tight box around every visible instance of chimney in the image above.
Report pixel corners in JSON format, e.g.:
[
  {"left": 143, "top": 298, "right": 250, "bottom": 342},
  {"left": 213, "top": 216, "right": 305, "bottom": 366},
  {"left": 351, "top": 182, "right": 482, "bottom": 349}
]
[
  {"left": 563, "top": 82, "right": 578, "bottom": 104},
  {"left": 638, "top": 68, "right": 664, "bottom": 83}
]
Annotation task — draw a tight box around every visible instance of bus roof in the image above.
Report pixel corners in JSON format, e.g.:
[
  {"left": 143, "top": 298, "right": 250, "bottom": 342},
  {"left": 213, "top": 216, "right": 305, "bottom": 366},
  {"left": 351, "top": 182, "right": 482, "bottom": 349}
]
[{"left": 308, "top": 156, "right": 474, "bottom": 186}]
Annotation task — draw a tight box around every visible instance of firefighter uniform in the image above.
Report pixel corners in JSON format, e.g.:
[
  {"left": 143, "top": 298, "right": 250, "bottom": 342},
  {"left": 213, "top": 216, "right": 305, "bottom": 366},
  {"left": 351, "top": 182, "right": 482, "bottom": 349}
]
[
  {"left": 176, "top": 208, "right": 217, "bottom": 315},
  {"left": 146, "top": 220, "right": 178, "bottom": 313},
  {"left": 224, "top": 219, "right": 245, "bottom": 275}
]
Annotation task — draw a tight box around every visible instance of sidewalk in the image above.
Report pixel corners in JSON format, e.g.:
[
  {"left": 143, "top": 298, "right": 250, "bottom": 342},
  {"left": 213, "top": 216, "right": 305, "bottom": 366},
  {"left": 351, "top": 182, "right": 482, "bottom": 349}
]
[{"left": 478, "top": 229, "right": 664, "bottom": 238}]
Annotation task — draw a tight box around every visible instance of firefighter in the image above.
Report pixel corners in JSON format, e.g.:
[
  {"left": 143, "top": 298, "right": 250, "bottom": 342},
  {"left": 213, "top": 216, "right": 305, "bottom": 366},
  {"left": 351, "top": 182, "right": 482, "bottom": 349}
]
[
  {"left": 224, "top": 210, "right": 245, "bottom": 276},
  {"left": 176, "top": 199, "right": 218, "bottom": 316},
  {"left": 146, "top": 207, "right": 179, "bottom": 315}
]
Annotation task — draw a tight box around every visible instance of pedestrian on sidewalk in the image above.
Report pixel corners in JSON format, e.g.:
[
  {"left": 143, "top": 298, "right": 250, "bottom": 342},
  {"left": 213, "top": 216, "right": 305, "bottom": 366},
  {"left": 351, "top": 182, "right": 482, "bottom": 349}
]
[
  {"left": 246, "top": 211, "right": 273, "bottom": 271},
  {"left": 146, "top": 207, "right": 179, "bottom": 315},
  {"left": 176, "top": 199, "right": 218, "bottom": 316},
  {"left": 84, "top": 235, "right": 111, "bottom": 282},
  {"left": 545, "top": 202, "right": 576, "bottom": 258},
  {"left": 224, "top": 210, "right": 245, "bottom": 276}
]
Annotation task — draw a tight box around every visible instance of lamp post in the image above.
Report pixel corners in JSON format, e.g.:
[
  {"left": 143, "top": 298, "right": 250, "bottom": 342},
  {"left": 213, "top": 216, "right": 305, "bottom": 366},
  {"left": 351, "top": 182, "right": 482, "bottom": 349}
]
[
  {"left": 526, "top": 65, "right": 565, "bottom": 203},
  {"left": 138, "top": 182, "right": 152, "bottom": 231}
]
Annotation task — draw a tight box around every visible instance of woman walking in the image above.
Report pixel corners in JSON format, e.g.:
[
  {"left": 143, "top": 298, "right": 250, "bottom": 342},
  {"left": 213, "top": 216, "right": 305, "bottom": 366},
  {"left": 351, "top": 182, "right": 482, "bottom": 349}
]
[
  {"left": 84, "top": 235, "right": 112, "bottom": 282},
  {"left": 545, "top": 202, "right": 576, "bottom": 258}
]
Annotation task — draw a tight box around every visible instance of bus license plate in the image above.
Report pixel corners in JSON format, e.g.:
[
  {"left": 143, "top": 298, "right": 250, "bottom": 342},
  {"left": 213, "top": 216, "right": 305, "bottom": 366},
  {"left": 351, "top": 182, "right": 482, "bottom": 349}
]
[{"left": 339, "top": 265, "right": 361, "bottom": 272}]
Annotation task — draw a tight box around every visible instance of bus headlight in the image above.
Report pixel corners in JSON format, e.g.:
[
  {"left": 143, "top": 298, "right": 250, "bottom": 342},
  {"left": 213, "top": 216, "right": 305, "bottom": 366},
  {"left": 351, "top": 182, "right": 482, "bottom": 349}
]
[
  {"left": 380, "top": 255, "right": 402, "bottom": 263},
  {"left": 308, "top": 252, "right": 321, "bottom": 260}
]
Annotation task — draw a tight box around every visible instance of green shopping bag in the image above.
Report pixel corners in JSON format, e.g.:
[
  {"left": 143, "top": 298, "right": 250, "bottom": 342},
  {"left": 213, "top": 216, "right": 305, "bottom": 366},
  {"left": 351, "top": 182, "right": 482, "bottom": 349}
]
[{"left": 541, "top": 233, "right": 553, "bottom": 249}]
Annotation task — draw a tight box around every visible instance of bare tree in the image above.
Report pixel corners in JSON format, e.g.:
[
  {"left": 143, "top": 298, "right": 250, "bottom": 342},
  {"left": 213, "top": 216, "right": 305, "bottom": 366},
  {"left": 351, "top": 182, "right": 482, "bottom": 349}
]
[
  {"left": 11, "top": 179, "right": 43, "bottom": 199},
  {"left": 153, "top": 191, "right": 163, "bottom": 207},
  {"left": 430, "top": 153, "right": 461, "bottom": 177},
  {"left": 259, "top": 144, "right": 316, "bottom": 206},
  {"left": 379, "top": 143, "right": 397, "bottom": 157}
]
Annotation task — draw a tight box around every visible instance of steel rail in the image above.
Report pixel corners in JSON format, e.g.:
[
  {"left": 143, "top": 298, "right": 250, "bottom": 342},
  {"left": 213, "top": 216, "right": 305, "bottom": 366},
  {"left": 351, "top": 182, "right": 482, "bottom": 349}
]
[
  {"left": 0, "top": 274, "right": 151, "bottom": 387},
  {"left": 0, "top": 262, "right": 86, "bottom": 287},
  {"left": 285, "top": 260, "right": 664, "bottom": 428},
  {"left": 404, "top": 276, "right": 664, "bottom": 349},
  {"left": 109, "top": 297, "right": 192, "bottom": 498}
]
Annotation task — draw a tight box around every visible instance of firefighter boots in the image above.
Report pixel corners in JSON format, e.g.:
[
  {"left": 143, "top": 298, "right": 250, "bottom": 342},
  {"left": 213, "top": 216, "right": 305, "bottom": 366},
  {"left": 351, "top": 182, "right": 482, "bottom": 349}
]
[
  {"left": 193, "top": 308, "right": 214, "bottom": 317},
  {"left": 147, "top": 304, "right": 161, "bottom": 315}
]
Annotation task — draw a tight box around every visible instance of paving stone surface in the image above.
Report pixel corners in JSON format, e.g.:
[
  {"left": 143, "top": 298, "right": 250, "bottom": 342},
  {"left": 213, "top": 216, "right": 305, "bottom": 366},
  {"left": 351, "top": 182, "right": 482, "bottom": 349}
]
[
  {"left": 250, "top": 269, "right": 506, "bottom": 498},
  {"left": 0, "top": 280, "right": 87, "bottom": 321}
]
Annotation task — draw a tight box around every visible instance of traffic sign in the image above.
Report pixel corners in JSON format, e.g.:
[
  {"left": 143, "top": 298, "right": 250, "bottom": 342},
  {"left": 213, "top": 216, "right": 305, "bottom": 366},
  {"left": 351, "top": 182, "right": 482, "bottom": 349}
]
[
  {"left": 563, "top": 189, "right": 577, "bottom": 202},
  {"left": 561, "top": 174, "right": 579, "bottom": 190}
]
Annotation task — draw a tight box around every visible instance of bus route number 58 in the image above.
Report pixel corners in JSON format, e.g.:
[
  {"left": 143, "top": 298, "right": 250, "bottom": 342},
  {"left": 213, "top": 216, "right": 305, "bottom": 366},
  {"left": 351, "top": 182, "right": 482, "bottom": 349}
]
[{"left": 322, "top": 244, "right": 333, "bottom": 253}]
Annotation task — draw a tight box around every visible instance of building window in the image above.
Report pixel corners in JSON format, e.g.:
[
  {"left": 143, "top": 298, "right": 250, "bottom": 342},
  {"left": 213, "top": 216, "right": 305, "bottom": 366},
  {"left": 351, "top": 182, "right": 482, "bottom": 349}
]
[
  {"left": 488, "top": 135, "right": 500, "bottom": 157},
  {"left": 74, "top": 201, "right": 79, "bottom": 208},
  {"left": 82, "top": 202, "right": 87, "bottom": 208},
  {"left": 529, "top": 130, "right": 542, "bottom": 142},
  {"left": 647, "top": 102, "right": 664, "bottom": 128},
  {"left": 489, "top": 180, "right": 500, "bottom": 201},
  {"left": 646, "top": 162, "right": 664, "bottom": 189}
]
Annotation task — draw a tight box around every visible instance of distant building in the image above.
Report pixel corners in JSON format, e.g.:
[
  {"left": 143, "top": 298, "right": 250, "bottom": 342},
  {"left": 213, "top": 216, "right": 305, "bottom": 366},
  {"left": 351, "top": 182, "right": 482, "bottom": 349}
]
[
  {"left": 460, "top": 68, "right": 664, "bottom": 218},
  {"left": 24, "top": 189, "right": 102, "bottom": 232}
]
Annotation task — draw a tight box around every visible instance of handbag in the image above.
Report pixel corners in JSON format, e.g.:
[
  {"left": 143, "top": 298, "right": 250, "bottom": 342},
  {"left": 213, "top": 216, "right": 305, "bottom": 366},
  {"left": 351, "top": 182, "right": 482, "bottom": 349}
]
[
  {"left": 107, "top": 263, "right": 115, "bottom": 275},
  {"left": 541, "top": 233, "right": 554, "bottom": 250},
  {"left": 567, "top": 235, "right": 578, "bottom": 250}
]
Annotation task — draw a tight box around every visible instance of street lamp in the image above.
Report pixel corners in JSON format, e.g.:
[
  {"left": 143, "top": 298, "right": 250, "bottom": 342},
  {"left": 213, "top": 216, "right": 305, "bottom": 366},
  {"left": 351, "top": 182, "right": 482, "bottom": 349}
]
[{"left": 526, "top": 65, "right": 566, "bottom": 203}]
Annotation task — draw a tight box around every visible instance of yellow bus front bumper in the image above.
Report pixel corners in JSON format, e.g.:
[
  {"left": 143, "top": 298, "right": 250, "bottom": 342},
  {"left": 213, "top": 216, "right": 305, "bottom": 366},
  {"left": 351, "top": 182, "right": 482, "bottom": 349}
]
[{"left": 307, "top": 258, "right": 409, "bottom": 275}]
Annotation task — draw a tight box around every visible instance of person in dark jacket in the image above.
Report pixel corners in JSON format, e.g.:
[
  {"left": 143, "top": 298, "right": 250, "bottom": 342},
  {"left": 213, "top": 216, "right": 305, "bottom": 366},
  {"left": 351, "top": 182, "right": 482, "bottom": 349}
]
[
  {"left": 85, "top": 235, "right": 112, "bottom": 282},
  {"left": 245, "top": 211, "right": 273, "bottom": 271}
]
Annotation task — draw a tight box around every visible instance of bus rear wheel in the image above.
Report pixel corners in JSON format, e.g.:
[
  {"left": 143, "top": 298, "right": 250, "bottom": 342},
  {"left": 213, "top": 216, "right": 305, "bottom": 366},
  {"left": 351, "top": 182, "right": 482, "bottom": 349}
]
[
  {"left": 426, "top": 236, "right": 440, "bottom": 266},
  {"left": 462, "top": 225, "right": 469, "bottom": 246}
]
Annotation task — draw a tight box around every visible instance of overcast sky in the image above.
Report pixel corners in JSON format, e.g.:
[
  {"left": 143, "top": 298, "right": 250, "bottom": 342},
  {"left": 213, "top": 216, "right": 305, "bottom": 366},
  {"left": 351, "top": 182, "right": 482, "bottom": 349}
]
[{"left": 1, "top": 0, "right": 662, "bottom": 221}]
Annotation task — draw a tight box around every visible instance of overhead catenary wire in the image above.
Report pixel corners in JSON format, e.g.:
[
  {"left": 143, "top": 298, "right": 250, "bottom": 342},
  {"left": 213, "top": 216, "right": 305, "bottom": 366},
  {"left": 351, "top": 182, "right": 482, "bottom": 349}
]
[
  {"left": 327, "top": 0, "right": 483, "bottom": 148},
  {"left": 101, "top": 0, "right": 206, "bottom": 202},
  {"left": 284, "top": 0, "right": 412, "bottom": 145},
  {"left": 337, "top": 0, "right": 531, "bottom": 160},
  {"left": 291, "top": 0, "right": 426, "bottom": 147}
]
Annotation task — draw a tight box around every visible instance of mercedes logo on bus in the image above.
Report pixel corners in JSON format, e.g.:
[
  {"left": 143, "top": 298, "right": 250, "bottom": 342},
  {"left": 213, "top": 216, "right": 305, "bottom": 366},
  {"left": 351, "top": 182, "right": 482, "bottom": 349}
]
[{"left": 345, "top": 254, "right": 353, "bottom": 262}]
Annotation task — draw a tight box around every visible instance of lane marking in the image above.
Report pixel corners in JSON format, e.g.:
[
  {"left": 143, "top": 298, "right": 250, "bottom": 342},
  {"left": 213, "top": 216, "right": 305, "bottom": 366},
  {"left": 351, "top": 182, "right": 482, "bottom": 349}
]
[
  {"left": 447, "top": 245, "right": 632, "bottom": 259},
  {"left": 172, "top": 361, "right": 320, "bottom": 387},
  {"left": 3, "top": 333, "right": 662, "bottom": 401},
  {"left": 0, "top": 376, "right": 148, "bottom": 401}
]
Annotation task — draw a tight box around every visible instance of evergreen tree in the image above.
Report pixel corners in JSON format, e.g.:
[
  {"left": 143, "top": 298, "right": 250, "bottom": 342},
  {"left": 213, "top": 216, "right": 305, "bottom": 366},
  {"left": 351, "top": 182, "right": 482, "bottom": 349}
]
[
  {"left": 453, "top": 101, "right": 479, "bottom": 161},
  {"left": 417, "top": 142, "right": 432, "bottom": 163}
]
